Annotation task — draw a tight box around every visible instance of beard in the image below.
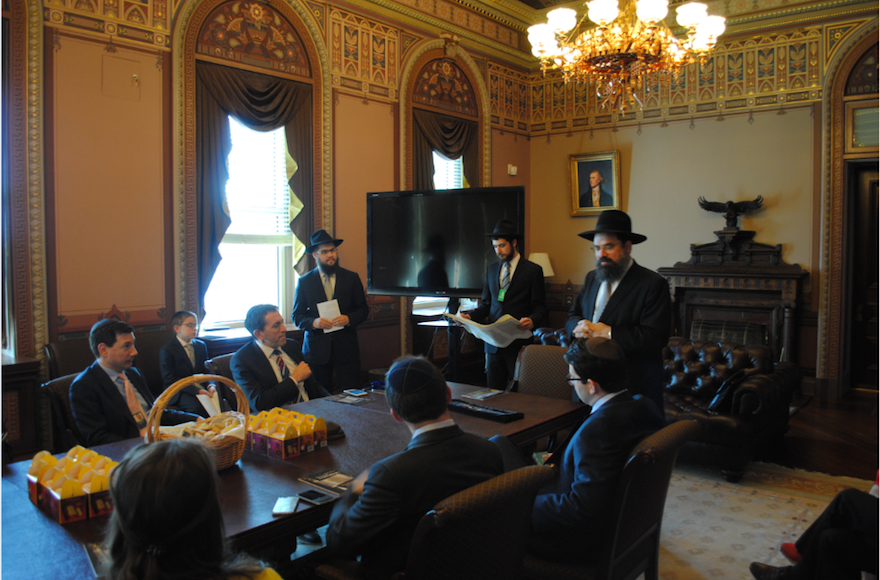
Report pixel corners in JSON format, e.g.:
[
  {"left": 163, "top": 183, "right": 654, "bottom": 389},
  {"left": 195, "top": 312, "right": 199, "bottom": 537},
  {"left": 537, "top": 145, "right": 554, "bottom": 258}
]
[
  {"left": 595, "top": 255, "right": 630, "bottom": 282},
  {"left": 318, "top": 258, "right": 338, "bottom": 276}
]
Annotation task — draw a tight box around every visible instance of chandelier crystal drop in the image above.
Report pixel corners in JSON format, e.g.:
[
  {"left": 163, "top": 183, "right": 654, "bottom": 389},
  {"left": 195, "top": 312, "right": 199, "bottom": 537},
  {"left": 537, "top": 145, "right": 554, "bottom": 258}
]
[{"left": 528, "top": 0, "right": 725, "bottom": 113}]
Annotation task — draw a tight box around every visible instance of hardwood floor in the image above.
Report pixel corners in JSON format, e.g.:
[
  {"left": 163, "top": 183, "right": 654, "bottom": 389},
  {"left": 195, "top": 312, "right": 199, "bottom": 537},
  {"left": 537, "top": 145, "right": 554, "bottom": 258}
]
[{"left": 757, "top": 387, "right": 879, "bottom": 481}]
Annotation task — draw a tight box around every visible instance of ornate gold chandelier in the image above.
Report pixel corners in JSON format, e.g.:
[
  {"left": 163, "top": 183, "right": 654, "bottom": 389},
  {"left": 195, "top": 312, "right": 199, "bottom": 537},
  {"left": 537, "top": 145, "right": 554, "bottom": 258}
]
[{"left": 528, "top": 0, "right": 726, "bottom": 112}]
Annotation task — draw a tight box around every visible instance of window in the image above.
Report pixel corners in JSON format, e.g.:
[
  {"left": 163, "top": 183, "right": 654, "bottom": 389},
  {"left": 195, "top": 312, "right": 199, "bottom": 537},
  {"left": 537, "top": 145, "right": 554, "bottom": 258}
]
[
  {"left": 415, "top": 152, "right": 469, "bottom": 312},
  {"left": 201, "top": 117, "right": 297, "bottom": 331},
  {"left": 432, "top": 151, "right": 464, "bottom": 190}
]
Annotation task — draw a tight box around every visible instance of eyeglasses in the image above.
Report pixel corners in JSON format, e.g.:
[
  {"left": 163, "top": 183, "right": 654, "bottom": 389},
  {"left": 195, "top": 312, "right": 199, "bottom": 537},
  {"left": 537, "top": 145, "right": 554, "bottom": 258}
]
[
  {"left": 565, "top": 375, "right": 582, "bottom": 385},
  {"left": 315, "top": 248, "right": 338, "bottom": 255},
  {"left": 592, "top": 243, "right": 621, "bottom": 253},
  {"left": 184, "top": 323, "right": 198, "bottom": 329}
]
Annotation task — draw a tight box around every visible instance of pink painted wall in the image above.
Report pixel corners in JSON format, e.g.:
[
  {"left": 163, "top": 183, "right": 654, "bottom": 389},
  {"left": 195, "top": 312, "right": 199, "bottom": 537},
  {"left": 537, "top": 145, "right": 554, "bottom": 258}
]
[{"left": 53, "top": 38, "right": 165, "bottom": 317}]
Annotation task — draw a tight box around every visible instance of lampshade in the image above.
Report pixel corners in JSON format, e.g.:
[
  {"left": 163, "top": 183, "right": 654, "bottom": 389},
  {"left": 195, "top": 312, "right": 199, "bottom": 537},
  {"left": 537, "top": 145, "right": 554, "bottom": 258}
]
[
  {"left": 676, "top": 2, "right": 707, "bottom": 28},
  {"left": 587, "top": 0, "right": 620, "bottom": 26},
  {"left": 699, "top": 15, "right": 727, "bottom": 39},
  {"left": 547, "top": 8, "right": 577, "bottom": 33},
  {"left": 529, "top": 253, "right": 555, "bottom": 277},
  {"left": 636, "top": 0, "right": 668, "bottom": 24}
]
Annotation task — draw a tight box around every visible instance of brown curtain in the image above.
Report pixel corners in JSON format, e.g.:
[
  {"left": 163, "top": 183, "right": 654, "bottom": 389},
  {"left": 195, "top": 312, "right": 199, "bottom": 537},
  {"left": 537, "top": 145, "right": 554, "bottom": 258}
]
[
  {"left": 412, "top": 108, "right": 478, "bottom": 189},
  {"left": 195, "top": 61, "right": 313, "bottom": 310}
]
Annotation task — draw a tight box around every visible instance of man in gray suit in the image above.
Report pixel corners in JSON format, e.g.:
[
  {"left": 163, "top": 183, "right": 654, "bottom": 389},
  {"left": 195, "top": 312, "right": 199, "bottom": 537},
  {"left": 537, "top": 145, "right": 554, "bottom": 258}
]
[{"left": 325, "top": 356, "right": 504, "bottom": 580}]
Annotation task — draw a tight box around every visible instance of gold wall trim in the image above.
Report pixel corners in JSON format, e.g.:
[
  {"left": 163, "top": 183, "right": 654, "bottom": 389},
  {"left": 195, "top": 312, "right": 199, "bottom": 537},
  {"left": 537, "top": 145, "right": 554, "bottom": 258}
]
[
  {"left": 399, "top": 38, "right": 492, "bottom": 188},
  {"left": 15, "top": 0, "right": 48, "bottom": 363},
  {"left": 171, "top": 0, "right": 333, "bottom": 312},
  {"left": 817, "top": 18, "right": 878, "bottom": 383}
]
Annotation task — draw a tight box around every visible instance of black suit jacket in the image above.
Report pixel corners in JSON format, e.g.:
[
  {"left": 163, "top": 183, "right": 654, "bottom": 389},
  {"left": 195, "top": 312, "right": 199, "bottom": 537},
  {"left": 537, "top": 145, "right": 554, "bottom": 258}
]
[
  {"left": 291, "top": 267, "right": 369, "bottom": 366},
  {"left": 326, "top": 425, "right": 504, "bottom": 580},
  {"left": 230, "top": 339, "right": 330, "bottom": 412},
  {"left": 530, "top": 392, "right": 664, "bottom": 562},
  {"left": 70, "top": 361, "right": 198, "bottom": 446},
  {"left": 159, "top": 337, "right": 210, "bottom": 415},
  {"left": 579, "top": 187, "right": 612, "bottom": 208},
  {"left": 565, "top": 261, "right": 671, "bottom": 406},
  {"left": 468, "top": 257, "right": 547, "bottom": 354}
]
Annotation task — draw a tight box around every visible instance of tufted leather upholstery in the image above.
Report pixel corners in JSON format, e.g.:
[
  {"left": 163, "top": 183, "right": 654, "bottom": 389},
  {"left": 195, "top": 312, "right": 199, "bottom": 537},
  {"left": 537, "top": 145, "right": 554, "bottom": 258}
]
[{"left": 531, "top": 330, "right": 801, "bottom": 482}]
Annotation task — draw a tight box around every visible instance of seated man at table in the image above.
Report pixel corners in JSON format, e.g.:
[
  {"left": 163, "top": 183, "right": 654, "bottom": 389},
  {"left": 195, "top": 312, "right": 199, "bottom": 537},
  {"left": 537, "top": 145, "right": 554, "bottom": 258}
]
[
  {"left": 231, "top": 304, "right": 329, "bottom": 412},
  {"left": 70, "top": 319, "right": 200, "bottom": 446},
  {"left": 491, "top": 337, "right": 664, "bottom": 563},
  {"left": 325, "top": 356, "right": 504, "bottom": 580}
]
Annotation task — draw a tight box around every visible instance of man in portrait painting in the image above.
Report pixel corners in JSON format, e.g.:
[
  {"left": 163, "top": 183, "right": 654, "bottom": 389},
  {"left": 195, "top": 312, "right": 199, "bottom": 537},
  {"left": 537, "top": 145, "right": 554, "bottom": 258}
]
[{"left": 579, "top": 169, "right": 613, "bottom": 208}]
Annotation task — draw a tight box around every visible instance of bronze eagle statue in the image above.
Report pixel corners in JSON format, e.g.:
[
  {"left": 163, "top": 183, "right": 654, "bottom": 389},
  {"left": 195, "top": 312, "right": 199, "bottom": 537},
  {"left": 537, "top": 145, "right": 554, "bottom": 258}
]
[{"left": 698, "top": 195, "right": 764, "bottom": 229}]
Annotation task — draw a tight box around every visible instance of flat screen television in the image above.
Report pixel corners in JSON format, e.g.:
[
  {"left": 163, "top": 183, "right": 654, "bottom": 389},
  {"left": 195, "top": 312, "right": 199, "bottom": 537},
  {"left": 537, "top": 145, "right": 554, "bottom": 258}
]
[{"left": 367, "top": 186, "right": 525, "bottom": 298}]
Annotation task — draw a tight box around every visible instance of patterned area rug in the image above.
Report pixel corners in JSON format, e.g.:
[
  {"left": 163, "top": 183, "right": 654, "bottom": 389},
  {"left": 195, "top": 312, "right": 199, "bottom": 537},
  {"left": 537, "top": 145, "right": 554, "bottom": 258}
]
[{"left": 657, "top": 462, "right": 874, "bottom": 580}]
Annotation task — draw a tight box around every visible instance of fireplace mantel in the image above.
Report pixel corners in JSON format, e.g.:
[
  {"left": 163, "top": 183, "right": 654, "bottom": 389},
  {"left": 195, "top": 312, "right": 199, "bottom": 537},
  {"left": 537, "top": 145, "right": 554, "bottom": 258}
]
[{"left": 659, "top": 229, "right": 808, "bottom": 362}]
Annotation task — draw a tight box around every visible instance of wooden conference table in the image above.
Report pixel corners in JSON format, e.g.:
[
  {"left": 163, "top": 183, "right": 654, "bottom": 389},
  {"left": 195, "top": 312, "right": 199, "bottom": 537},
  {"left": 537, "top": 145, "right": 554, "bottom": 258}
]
[{"left": 2, "top": 383, "right": 587, "bottom": 579}]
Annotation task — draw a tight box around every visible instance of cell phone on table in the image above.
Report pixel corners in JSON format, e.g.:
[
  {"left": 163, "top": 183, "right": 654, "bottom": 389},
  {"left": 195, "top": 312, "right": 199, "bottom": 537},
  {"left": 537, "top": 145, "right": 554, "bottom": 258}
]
[
  {"left": 343, "top": 388, "right": 369, "bottom": 397},
  {"left": 272, "top": 496, "right": 299, "bottom": 516},
  {"left": 297, "top": 489, "right": 335, "bottom": 505}
]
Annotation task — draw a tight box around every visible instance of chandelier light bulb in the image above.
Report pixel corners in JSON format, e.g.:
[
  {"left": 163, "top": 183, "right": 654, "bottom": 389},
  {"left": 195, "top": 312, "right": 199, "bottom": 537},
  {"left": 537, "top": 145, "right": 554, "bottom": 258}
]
[
  {"left": 547, "top": 8, "right": 577, "bottom": 33},
  {"left": 700, "top": 15, "right": 727, "bottom": 39},
  {"left": 675, "top": 2, "right": 708, "bottom": 29},
  {"left": 587, "top": 0, "right": 620, "bottom": 26},
  {"left": 636, "top": 0, "right": 669, "bottom": 24}
]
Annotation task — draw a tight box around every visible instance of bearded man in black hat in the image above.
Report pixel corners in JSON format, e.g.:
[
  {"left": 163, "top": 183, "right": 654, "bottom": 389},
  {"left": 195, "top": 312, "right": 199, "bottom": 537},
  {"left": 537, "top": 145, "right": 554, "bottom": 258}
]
[
  {"left": 461, "top": 220, "right": 547, "bottom": 391},
  {"left": 565, "top": 210, "right": 671, "bottom": 411},
  {"left": 292, "top": 229, "right": 369, "bottom": 393}
]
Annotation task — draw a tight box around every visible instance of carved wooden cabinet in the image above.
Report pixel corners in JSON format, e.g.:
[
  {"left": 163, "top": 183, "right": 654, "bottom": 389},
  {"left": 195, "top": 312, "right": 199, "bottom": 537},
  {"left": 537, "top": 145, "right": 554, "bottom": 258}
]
[{"left": 659, "top": 229, "right": 808, "bottom": 362}]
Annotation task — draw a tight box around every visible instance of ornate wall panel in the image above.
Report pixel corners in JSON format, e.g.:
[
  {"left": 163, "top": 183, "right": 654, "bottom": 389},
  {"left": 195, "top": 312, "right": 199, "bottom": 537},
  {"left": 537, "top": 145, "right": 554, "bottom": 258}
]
[
  {"left": 8, "top": 0, "right": 48, "bottom": 361},
  {"left": 412, "top": 58, "right": 478, "bottom": 117},
  {"left": 529, "top": 27, "right": 825, "bottom": 132},
  {"left": 44, "top": 0, "right": 172, "bottom": 47},
  {"left": 196, "top": 1, "right": 312, "bottom": 77},
  {"left": 329, "top": 7, "right": 399, "bottom": 98},
  {"left": 488, "top": 61, "right": 529, "bottom": 132},
  {"left": 818, "top": 20, "right": 879, "bottom": 385}
]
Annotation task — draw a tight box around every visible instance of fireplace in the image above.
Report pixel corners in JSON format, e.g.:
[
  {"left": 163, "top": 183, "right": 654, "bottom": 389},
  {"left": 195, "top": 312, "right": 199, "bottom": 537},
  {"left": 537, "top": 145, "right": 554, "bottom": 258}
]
[{"left": 659, "top": 228, "right": 807, "bottom": 362}]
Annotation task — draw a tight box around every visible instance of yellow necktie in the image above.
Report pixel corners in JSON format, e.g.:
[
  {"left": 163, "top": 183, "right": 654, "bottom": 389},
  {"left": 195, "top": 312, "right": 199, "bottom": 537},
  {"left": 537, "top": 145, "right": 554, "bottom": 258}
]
[{"left": 120, "top": 374, "right": 148, "bottom": 437}]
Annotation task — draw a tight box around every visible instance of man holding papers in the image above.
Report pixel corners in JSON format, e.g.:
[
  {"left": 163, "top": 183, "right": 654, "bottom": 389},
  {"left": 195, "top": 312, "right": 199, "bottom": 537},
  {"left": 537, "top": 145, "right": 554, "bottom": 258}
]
[
  {"left": 292, "top": 230, "right": 369, "bottom": 393},
  {"left": 461, "top": 220, "right": 547, "bottom": 391}
]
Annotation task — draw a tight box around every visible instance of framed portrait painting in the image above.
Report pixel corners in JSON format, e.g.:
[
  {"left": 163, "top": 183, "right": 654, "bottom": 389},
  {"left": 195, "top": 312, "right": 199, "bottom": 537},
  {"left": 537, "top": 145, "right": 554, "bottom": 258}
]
[{"left": 570, "top": 151, "right": 620, "bottom": 216}]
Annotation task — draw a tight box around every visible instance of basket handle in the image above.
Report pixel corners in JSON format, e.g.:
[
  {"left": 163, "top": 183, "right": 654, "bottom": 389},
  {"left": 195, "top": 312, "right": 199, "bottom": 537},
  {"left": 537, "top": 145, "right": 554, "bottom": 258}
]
[{"left": 146, "top": 374, "right": 251, "bottom": 443}]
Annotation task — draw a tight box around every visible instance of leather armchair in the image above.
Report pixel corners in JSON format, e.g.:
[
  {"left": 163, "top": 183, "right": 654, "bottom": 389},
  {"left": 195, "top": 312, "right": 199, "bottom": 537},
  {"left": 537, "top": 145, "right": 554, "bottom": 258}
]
[{"left": 531, "top": 330, "right": 801, "bottom": 482}]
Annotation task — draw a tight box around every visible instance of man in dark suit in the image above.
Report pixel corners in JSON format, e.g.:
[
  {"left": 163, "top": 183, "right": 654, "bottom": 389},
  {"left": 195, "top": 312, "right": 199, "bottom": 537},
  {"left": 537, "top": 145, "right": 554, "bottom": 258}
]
[
  {"left": 231, "top": 304, "right": 329, "bottom": 412},
  {"left": 565, "top": 210, "right": 671, "bottom": 411},
  {"left": 159, "top": 310, "right": 214, "bottom": 417},
  {"left": 461, "top": 220, "right": 547, "bottom": 391},
  {"left": 529, "top": 337, "right": 664, "bottom": 563},
  {"left": 70, "top": 319, "right": 199, "bottom": 446},
  {"left": 579, "top": 169, "right": 613, "bottom": 208},
  {"left": 292, "top": 230, "right": 369, "bottom": 394},
  {"left": 325, "top": 356, "right": 504, "bottom": 580},
  {"left": 749, "top": 486, "right": 878, "bottom": 580}
]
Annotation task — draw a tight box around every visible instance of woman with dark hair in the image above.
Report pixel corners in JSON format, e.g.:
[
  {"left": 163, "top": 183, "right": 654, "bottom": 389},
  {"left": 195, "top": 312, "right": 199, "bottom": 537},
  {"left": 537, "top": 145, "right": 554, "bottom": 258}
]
[{"left": 106, "top": 439, "right": 281, "bottom": 580}]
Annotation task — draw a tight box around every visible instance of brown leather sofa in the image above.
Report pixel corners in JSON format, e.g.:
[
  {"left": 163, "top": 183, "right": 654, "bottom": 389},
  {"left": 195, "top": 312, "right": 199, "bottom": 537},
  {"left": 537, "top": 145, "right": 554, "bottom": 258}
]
[{"left": 532, "top": 329, "right": 801, "bottom": 482}]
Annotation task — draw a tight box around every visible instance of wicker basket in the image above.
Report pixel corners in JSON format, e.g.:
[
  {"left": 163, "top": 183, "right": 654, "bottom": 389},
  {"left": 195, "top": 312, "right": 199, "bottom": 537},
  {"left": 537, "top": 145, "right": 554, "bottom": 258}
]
[{"left": 146, "top": 374, "right": 250, "bottom": 470}]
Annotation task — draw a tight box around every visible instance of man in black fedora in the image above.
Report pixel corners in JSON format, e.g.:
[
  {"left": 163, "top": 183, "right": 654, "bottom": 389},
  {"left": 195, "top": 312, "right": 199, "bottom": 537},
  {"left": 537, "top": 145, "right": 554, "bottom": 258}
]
[
  {"left": 461, "top": 220, "right": 547, "bottom": 391},
  {"left": 565, "top": 210, "right": 670, "bottom": 411},
  {"left": 292, "top": 229, "right": 369, "bottom": 393}
]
